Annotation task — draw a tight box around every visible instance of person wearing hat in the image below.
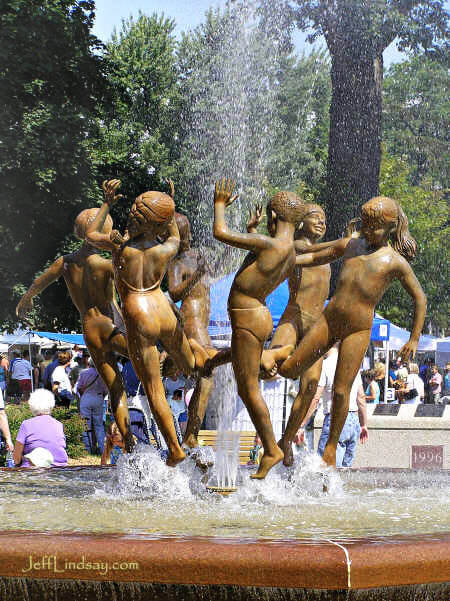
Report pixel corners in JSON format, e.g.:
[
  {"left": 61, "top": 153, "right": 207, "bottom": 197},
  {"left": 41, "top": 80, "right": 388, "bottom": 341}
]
[{"left": 13, "top": 389, "right": 68, "bottom": 467}]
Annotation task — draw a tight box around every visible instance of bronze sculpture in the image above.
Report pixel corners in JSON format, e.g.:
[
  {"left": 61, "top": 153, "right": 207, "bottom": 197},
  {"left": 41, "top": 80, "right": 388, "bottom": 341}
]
[
  {"left": 86, "top": 180, "right": 210, "bottom": 467},
  {"left": 213, "top": 178, "right": 302, "bottom": 478},
  {"left": 167, "top": 212, "right": 215, "bottom": 448},
  {"left": 278, "top": 196, "right": 426, "bottom": 469},
  {"left": 261, "top": 204, "right": 331, "bottom": 466},
  {"left": 16, "top": 198, "right": 134, "bottom": 451}
]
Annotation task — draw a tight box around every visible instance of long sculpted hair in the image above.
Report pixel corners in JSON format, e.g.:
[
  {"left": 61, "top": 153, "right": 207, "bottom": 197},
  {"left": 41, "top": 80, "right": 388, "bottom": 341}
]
[{"left": 361, "top": 196, "right": 417, "bottom": 260}]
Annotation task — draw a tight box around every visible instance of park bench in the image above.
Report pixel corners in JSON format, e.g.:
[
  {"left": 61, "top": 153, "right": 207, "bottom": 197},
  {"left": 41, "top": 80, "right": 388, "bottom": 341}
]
[{"left": 197, "top": 430, "right": 256, "bottom": 465}]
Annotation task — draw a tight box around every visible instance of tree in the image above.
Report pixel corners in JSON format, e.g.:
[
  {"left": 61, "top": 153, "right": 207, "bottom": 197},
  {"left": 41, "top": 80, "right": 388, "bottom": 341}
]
[
  {"left": 378, "top": 152, "right": 449, "bottom": 335},
  {"left": 262, "top": 1, "right": 448, "bottom": 248},
  {"left": 383, "top": 54, "right": 449, "bottom": 188},
  {"left": 0, "top": 0, "right": 105, "bottom": 329},
  {"left": 91, "top": 12, "right": 180, "bottom": 230}
]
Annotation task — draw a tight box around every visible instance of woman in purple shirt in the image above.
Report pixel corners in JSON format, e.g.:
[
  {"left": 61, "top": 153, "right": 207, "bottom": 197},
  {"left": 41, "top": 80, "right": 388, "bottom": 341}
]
[{"left": 13, "top": 389, "right": 68, "bottom": 467}]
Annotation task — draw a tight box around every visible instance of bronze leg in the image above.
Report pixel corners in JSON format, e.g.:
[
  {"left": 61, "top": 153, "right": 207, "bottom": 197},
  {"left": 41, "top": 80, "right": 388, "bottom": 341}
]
[
  {"left": 322, "top": 329, "right": 371, "bottom": 467},
  {"left": 279, "top": 357, "right": 323, "bottom": 466}
]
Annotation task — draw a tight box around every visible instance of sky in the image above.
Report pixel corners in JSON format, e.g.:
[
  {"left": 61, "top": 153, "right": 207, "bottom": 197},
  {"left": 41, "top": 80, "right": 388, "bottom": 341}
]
[{"left": 92, "top": 0, "right": 407, "bottom": 66}]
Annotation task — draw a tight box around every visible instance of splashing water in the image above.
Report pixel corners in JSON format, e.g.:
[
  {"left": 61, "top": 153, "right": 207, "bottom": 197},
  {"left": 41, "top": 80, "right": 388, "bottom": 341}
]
[{"left": 1, "top": 446, "right": 449, "bottom": 539}]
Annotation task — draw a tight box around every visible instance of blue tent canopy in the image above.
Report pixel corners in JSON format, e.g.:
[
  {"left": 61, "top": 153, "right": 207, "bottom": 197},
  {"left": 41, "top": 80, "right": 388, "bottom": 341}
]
[
  {"left": 32, "top": 331, "right": 85, "bottom": 345},
  {"left": 208, "top": 271, "right": 390, "bottom": 341}
]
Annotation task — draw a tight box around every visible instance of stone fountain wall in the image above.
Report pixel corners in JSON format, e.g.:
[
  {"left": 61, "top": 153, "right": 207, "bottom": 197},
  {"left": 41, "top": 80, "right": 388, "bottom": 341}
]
[{"left": 314, "top": 404, "right": 450, "bottom": 469}]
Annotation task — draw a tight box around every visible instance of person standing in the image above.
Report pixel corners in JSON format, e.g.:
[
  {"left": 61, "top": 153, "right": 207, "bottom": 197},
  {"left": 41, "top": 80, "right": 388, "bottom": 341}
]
[
  {"left": 429, "top": 365, "right": 443, "bottom": 404},
  {"left": 403, "top": 362, "right": 425, "bottom": 404},
  {"left": 76, "top": 365, "right": 108, "bottom": 454},
  {"left": 0, "top": 354, "right": 8, "bottom": 395},
  {"left": 10, "top": 350, "right": 32, "bottom": 401},
  {"left": 51, "top": 351, "right": 74, "bottom": 408},
  {"left": 374, "top": 362, "right": 386, "bottom": 404},
  {"left": 364, "top": 369, "right": 380, "bottom": 404},
  {"left": 316, "top": 345, "right": 368, "bottom": 467},
  {"left": 444, "top": 363, "right": 450, "bottom": 400}
]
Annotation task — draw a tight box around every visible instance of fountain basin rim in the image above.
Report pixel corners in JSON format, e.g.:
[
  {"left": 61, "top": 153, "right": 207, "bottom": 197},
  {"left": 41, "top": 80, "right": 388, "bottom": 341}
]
[{"left": 0, "top": 529, "right": 448, "bottom": 591}]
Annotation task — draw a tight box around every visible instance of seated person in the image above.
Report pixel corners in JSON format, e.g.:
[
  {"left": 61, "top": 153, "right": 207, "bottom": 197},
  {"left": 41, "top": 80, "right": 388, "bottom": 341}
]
[{"left": 13, "top": 389, "right": 68, "bottom": 467}]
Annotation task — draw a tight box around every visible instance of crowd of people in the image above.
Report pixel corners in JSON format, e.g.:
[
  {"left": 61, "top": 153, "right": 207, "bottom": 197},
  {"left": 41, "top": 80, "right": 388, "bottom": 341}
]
[
  {"left": 0, "top": 343, "right": 448, "bottom": 469},
  {"left": 0, "top": 344, "right": 195, "bottom": 468}
]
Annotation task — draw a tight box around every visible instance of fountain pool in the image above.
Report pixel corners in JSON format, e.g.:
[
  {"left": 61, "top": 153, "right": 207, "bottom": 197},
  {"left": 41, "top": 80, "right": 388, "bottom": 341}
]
[{"left": 0, "top": 446, "right": 448, "bottom": 599}]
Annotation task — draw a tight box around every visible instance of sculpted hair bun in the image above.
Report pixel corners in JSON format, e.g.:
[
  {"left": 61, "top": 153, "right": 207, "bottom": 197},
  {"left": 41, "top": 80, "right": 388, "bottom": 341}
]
[
  {"left": 134, "top": 191, "right": 175, "bottom": 224},
  {"left": 74, "top": 208, "right": 113, "bottom": 240}
]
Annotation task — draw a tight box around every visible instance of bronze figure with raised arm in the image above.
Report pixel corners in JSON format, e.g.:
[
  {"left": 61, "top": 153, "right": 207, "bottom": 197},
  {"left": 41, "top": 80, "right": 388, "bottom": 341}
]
[
  {"left": 86, "top": 180, "right": 210, "bottom": 467},
  {"left": 167, "top": 212, "right": 216, "bottom": 449},
  {"left": 260, "top": 204, "right": 331, "bottom": 466},
  {"left": 16, "top": 189, "right": 134, "bottom": 451},
  {"left": 213, "top": 178, "right": 303, "bottom": 479},
  {"left": 276, "top": 196, "right": 426, "bottom": 470}
]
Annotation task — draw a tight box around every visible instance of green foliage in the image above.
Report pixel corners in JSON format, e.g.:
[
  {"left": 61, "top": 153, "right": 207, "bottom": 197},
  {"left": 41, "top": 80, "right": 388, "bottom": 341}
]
[
  {"left": 383, "top": 54, "right": 449, "bottom": 188},
  {"left": 268, "top": 50, "right": 331, "bottom": 192},
  {"left": 2, "top": 403, "right": 86, "bottom": 465},
  {"left": 288, "top": 1, "right": 449, "bottom": 58},
  {"left": 0, "top": 0, "right": 105, "bottom": 329},
  {"left": 91, "top": 12, "right": 180, "bottom": 230},
  {"left": 378, "top": 152, "right": 449, "bottom": 335}
]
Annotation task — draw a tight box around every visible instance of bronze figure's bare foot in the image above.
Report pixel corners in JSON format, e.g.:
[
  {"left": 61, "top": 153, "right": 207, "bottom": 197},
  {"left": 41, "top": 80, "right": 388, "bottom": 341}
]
[
  {"left": 278, "top": 437, "right": 294, "bottom": 467},
  {"left": 250, "top": 447, "right": 284, "bottom": 479},
  {"left": 188, "top": 338, "right": 210, "bottom": 369},
  {"left": 261, "top": 344, "right": 294, "bottom": 379},
  {"left": 166, "top": 447, "right": 186, "bottom": 467},
  {"left": 183, "top": 434, "right": 198, "bottom": 449},
  {"left": 124, "top": 431, "right": 136, "bottom": 454},
  {"left": 321, "top": 444, "right": 336, "bottom": 468}
]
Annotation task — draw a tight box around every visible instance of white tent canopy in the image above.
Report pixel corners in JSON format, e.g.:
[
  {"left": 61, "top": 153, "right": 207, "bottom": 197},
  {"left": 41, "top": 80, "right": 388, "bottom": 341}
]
[
  {"left": 0, "top": 329, "right": 50, "bottom": 347},
  {"left": 385, "top": 321, "right": 439, "bottom": 351}
]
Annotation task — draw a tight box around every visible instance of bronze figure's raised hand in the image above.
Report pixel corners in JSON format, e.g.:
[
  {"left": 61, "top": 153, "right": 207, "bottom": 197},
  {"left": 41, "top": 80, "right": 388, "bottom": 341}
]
[
  {"left": 247, "top": 203, "right": 263, "bottom": 233},
  {"left": 16, "top": 295, "right": 33, "bottom": 319},
  {"left": 102, "top": 179, "right": 123, "bottom": 206},
  {"left": 214, "top": 178, "right": 239, "bottom": 207}
]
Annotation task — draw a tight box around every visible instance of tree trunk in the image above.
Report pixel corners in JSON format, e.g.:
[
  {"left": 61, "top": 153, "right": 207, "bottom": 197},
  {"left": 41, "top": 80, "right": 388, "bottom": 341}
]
[{"left": 326, "top": 50, "right": 383, "bottom": 290}]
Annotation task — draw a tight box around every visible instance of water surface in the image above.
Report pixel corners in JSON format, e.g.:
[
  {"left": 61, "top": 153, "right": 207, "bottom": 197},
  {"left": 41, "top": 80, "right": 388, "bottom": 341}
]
[{"left": 0, "top": 446, "right": 448, "bottom": 541}]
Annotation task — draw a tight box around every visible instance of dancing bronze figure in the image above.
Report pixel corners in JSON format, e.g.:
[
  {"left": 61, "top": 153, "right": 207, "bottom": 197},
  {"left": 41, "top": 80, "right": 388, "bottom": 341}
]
[
  {"left": 261, "top": 204, "right": 331, "bottom": 466},
  {"left": 167, "top": 212, "right": 216, "bottom": 448},
  {"left": 86, "top": 180, "right": 210, "bottom": 467},
  {"left": 278, "top": 196, "right": 426, "bottom": 469},
  {"left": 16, "top": 199, "right": 134, "bottom": 451},
  {"left": 213, "top": 178, "right": 302, "bottom": 478}
]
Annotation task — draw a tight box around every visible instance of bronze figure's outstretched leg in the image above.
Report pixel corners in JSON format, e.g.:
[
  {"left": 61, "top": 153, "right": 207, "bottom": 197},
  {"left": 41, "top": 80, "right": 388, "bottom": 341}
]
[
  {"left": 321, "top": 329, "right": 371, "bottom": 466},
  {"left": 128, "top": 332, "right": 186, "bottom": 466},
  {"left": 231, "top": 325, "right": 284, "bottom": 478}
]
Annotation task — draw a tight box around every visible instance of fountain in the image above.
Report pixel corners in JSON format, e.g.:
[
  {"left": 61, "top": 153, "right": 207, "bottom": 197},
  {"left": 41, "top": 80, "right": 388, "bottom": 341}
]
[{"left": 2, "top": 2, "right": 449, "bottom": 600}]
